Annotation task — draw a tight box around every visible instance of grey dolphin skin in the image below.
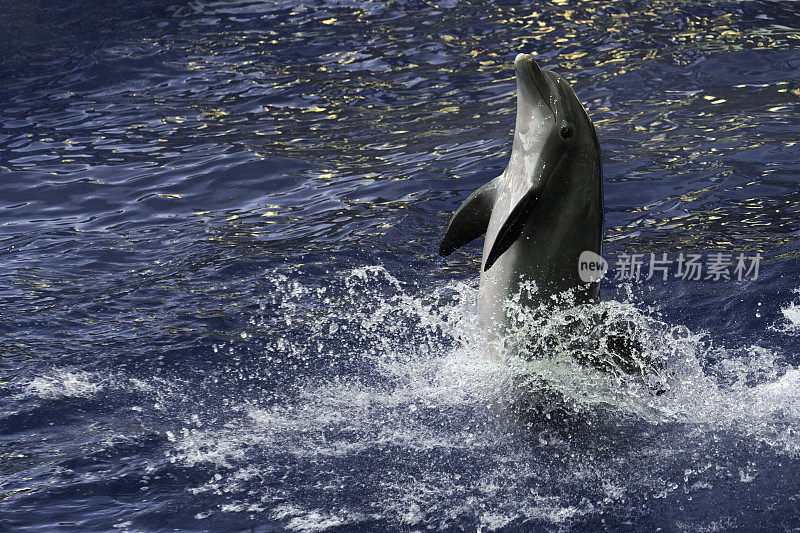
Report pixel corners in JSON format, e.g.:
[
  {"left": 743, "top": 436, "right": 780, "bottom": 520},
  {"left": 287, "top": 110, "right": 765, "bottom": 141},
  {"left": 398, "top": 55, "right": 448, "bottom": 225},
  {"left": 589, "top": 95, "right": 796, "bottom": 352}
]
[{"left": 440, "top": 54, "right": 603, "bottom": 347}]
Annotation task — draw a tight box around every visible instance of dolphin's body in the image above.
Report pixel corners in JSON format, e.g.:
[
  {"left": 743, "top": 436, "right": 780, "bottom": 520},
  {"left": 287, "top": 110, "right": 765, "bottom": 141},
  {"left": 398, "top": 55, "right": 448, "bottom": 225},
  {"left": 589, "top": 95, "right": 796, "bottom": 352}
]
[{"left": 440, "top": 54, "right": 603, "bottom": 347}]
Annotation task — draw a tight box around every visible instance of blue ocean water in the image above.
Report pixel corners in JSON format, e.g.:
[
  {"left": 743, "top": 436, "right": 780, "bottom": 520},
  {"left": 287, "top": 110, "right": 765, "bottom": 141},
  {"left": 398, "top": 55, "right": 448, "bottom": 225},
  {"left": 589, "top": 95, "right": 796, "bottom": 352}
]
[{"left": 2, "top": 0, "right": 800, "bottom": 530}]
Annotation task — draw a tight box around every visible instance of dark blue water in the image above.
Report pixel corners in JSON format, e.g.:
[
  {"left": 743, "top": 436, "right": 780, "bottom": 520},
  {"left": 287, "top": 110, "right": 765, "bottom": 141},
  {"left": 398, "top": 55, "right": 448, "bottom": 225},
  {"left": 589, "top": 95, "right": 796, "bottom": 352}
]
[{"left": 2, "top": 1, "right": 800, "bottom": 531}]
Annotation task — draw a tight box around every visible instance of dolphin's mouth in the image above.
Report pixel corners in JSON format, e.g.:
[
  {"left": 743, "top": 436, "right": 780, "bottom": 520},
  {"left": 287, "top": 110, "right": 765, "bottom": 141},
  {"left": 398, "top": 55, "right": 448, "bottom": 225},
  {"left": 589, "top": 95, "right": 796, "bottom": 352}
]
[{"left": 513, "top": 53, "right": 555, "bottom": 116}]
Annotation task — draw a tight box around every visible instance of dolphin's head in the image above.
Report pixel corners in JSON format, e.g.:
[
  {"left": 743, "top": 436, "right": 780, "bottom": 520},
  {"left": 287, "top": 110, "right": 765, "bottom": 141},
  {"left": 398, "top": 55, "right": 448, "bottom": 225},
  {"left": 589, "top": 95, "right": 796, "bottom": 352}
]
[
  {"left": 484, "top": 54, "right": 602, "bottom": 271},
  {"left": 507, "top": 53, "right": 599, "bottom": 194}
]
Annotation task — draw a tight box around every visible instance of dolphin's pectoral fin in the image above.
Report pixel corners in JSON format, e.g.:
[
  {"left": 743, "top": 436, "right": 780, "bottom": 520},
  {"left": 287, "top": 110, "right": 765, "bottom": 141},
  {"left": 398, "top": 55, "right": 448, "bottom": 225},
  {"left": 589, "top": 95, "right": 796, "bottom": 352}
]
[
  {"left": 483, "top": 190, "right": 539, "bottom": 271},
  {"left": 439, "top": 177, "right": 499, "bottom": 256}
]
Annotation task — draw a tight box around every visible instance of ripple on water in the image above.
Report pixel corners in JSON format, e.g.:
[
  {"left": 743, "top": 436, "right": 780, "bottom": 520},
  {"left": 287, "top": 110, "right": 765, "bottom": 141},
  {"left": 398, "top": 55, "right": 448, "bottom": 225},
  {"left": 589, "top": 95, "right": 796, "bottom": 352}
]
[{"left": 2, "top": 0, "right": 800, "bottom": 530}]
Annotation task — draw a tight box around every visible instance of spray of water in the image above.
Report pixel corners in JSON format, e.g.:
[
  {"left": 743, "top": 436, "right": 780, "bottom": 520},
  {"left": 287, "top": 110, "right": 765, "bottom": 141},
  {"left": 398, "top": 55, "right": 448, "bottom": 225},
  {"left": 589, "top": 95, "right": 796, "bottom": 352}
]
[{"left": 17, "top": 266, "right": 800, "bottom": 530}]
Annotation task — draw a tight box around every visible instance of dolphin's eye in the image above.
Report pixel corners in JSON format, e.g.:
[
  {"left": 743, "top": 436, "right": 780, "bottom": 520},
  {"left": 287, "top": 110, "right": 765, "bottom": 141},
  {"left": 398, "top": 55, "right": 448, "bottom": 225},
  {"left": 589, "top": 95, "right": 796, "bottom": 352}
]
[{"left": 560, "top": 124, "right": 574, "bottom": 141}]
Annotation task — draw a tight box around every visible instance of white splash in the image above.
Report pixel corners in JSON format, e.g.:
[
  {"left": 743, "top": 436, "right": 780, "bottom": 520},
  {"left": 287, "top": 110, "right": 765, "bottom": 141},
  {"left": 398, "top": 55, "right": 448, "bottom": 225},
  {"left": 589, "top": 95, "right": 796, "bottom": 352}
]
[
  {"left": 20, "top": 370, "right": 102, "bottom": 400},
  {"left": 161, "top": 266, "right": 800, "bottom": 530},
  {"left": 774, "top": 288, "right": 800, "bottom": 334},
  {"left": 781, "top": 304, "right": 800, "bottom": 332}
]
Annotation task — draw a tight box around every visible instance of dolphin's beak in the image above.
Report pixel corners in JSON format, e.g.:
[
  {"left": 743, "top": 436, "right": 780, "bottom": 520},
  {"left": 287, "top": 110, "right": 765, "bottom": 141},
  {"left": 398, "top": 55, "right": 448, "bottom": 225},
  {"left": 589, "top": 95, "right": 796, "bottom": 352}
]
[{"left": 513, "top": 54, "right": 554, "bottom": 115}]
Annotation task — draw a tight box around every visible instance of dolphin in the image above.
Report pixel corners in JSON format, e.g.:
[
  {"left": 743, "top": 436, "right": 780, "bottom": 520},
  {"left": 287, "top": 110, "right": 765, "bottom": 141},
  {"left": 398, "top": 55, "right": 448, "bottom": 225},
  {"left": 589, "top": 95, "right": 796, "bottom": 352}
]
[{"left": 439, "top": 54, "right": 603, "bottom": 347}]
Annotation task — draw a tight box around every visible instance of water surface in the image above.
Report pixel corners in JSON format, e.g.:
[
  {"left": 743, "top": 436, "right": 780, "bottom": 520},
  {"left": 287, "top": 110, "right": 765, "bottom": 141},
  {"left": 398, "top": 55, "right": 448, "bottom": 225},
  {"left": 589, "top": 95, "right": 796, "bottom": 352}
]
[{"left": 2, "top": 0, "right": 800, "bottom": 531}]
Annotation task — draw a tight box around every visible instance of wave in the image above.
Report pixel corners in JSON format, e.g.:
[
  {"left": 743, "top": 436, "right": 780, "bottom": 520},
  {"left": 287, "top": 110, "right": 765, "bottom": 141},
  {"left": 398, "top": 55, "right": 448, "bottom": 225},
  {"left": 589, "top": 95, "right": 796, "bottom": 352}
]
[{"left": 154, "top": 266, "right": 800, "bottom": 529}]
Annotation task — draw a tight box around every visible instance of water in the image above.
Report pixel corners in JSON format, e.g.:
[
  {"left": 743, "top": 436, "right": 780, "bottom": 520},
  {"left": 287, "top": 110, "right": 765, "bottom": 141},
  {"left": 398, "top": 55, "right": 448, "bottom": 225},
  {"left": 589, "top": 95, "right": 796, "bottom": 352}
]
[{"left": 2, "top": 0, "right": 800, "bottom": 530}]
